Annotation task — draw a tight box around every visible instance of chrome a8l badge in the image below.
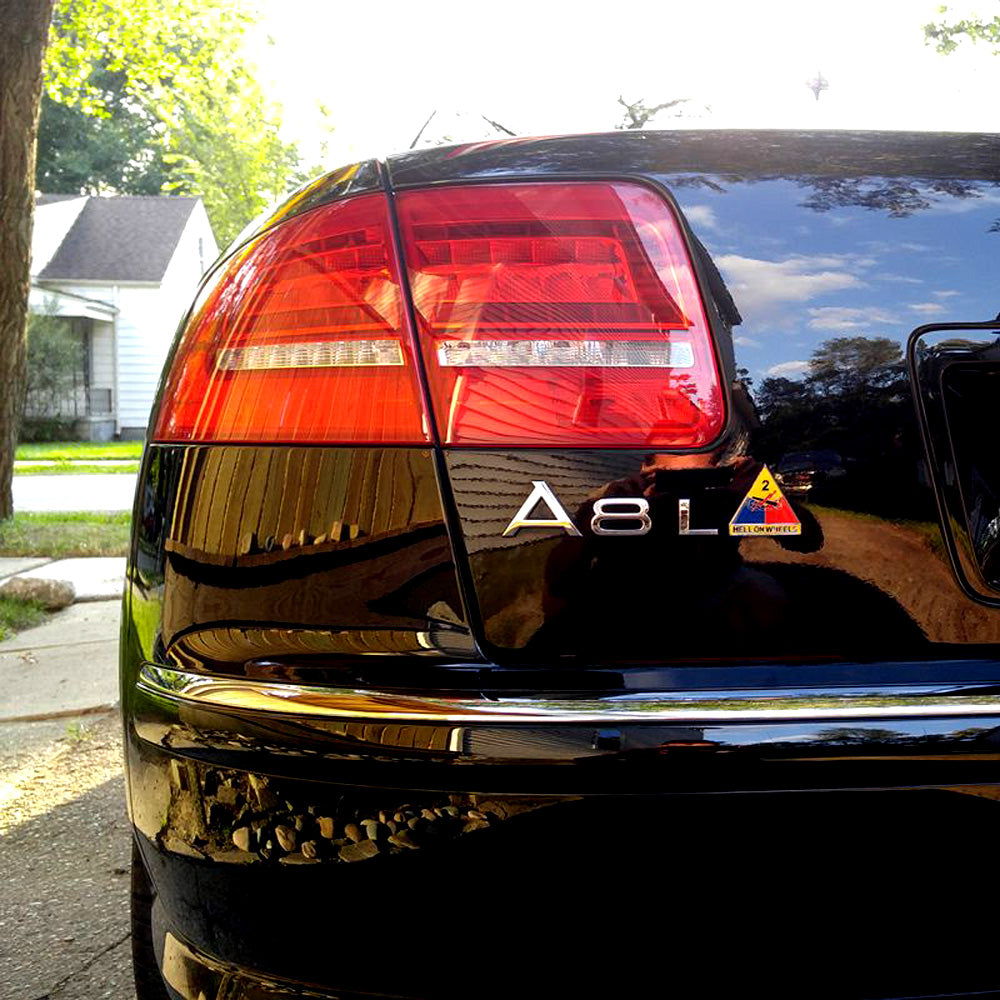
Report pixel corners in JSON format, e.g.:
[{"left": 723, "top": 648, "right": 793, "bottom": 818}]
[{"left": 502, "top": 481, "right": 717, "bottom": 538}]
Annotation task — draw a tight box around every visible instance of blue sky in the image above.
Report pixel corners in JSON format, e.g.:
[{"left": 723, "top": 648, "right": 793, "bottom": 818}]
[{"left": 673, "top": 177, "right": 1000, "bottom": 379}]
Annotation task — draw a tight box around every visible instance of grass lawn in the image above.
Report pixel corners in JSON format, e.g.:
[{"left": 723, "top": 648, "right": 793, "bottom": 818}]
[
  {"left": 14, "top": 462, "right": 140, "bottom": 476},
  {"left": 810, "top": 504, "right": 947, "bottom": 559},
  {"left": 15, "top": 441, "right": 143, "bottom": 461},
  {"left": 0, "top": 512, "right": 131, "bottom": 558},
  {"left": 0, "top": 595, "right": 47, "bottom": 642}
]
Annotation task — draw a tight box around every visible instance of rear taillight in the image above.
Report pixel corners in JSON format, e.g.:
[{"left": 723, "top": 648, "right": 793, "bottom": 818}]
[
  {"left": 154, "top": 181, "right": 723, "bottom": 449},
  {"left": 153, "top": 193, "right": 429, "bottom": 444},
  {"left": 396, "top": 182, "right": 725, "bottom": 448}
]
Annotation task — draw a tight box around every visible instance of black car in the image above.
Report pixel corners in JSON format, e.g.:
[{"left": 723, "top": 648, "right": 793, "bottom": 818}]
[{"left": 123, "top": 130, "right": 1000, "bottom": 999}]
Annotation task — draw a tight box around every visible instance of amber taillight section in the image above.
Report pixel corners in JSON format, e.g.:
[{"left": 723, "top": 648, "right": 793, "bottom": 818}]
[
  {"left": 153, "top": 194, "right": 429, "bottom": 444},
  {"left": 396, "top": 182, "right": 724, "bottom": 448}
]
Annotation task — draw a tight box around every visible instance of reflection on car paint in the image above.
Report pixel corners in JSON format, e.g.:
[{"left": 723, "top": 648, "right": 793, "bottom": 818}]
[{"left": 152, "top": 750, "right": 560, "bottom": 866}]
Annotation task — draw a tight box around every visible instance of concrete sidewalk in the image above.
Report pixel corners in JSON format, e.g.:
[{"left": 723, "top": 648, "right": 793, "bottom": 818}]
[
  {"left": 0, "top": 600, "right": 121, "bottom": 721},
  {"left": 12, "top": 472, "right": 136, "bottom": 512},
  {"left": 0, "top": 557, "right": 126, "bottom": 721}
]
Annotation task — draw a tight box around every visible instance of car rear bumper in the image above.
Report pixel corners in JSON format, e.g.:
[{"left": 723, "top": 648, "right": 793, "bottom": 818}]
[{"left": 130, "top": 664, "right": 1000, "bottom": 999}]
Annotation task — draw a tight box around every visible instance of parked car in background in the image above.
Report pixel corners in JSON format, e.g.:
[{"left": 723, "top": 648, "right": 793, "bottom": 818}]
[
  {"left": 774, "top": 448, "right": 849, "bottom": 495},
  {"left": 122, "top": 130, "right": 1000, "bottom": 999}
]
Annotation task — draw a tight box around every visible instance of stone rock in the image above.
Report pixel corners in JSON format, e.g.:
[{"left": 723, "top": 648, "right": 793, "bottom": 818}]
[
  {"left": 161, "top": 834, "right": 206, "bottom": 859},
  {"left": 317, "top": 816, "right": 335, "bottom": 839},
  {"left": 361, "top": 819, "right": 381, "bottom": 840},
  {"left": 248, "top": 774, "right": 279, "bottom": 812},
  {"left": 232, "top": 827, "right": 253, "bottom": 852},
  {"left": 344, "top": 822, "right": 362, "bottom": 843},
  {"left": 388, "top": 830, "right": 419, "bottom": 850},
  {"left": 421, "top": 808, "right": 437, "bottom": 822},
  {"left": 275, "top": 825, "right": 297, "bottom": 852},
  {"left": 279, "top": 852, "right": 319, "bottom": 866},
  {"left": 301, "top": 840, "right": 318, "bottom": 859},
  {"left": 215, "top": 785, "right": 239, "bottom": 807},
  {"left": 407, "top": 817, "right": 423, "bottom": 831},
  {"left": 463, "top": 819, "right": 490, "bottom": 834},
  {"left": 339, "top": 840, "right": 379, "bottom": 863},
  {"left": 213, "top": 850, "right": 255, "bottom": 865},
  {"left": 466, "top": 809, "right": 487, "bottom": 821},
  {"left": 475, "top": 800, "right": 508, "bottom": 820},
  {"left": 0, "top": 575, "right": 75, "bottom": 610}
]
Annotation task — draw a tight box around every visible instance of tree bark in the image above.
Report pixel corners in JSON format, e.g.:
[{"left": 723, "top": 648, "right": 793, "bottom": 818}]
[{"left": 0, "top": 0, "right": 56, "bottom": 519}]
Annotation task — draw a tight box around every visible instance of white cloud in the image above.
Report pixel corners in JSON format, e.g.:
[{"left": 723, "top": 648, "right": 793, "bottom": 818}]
[
  {"left": 683, "top": 205, "right": 718, "bottom": 231},
  {"left": 715, "top": 254, "right": 863, "bottom": 320},
  {"left": 734, "top": 335, "right": 761, "bottom": 348},
  {"left": 877, "top": 274, "right": 923, "bottom": 284},
  {"left": 807, "top": 306, "right": 902, "bottom": 331},
  {"left": 926, "top": 191, "right": 1000, "bottom": 215},
  {"left": 909, "top": 302, "right": 946, "bottom": 315},
  {"left": 765, "top": 361, "right": 810, "bottom": 377},
  {"left": 933, "top": 290, "right": 960, "bottom": 299}
]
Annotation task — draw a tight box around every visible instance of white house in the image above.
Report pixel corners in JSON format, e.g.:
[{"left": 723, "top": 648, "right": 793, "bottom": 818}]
[{"left": 29, "top": 194, "right": 218, "bottom": 440}]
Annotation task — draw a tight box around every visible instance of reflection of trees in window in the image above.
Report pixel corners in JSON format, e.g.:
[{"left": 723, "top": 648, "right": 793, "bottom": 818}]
[
  {"left": 813, "top": 727, "right": 900, "bottom": 745},
  {"left": 813, "top": 725, "right": 993, "bottom": 746},
  {"left": 755, "top": 336, "right": 925, "bottom": 517},
  {"left": 797, "top": 176, "right": 986, "bottom": 219},
  {"left": 661, "top": 172, "right": 999, "bottom": 231}
]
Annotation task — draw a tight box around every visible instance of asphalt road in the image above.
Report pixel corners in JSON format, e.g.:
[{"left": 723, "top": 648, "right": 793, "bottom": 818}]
[
  {"left": 0, "top": 712, "right": 133, "bottom": 999},
  {"left": 12, "top": 474, "right": 136, "bottom": 513}
]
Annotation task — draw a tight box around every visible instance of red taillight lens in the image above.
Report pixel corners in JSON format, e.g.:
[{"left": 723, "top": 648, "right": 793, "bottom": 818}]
[
  {"left": 153, "top": 194, "right": 429, "bottom": 444},
  {"left": 396, "top": 182, "right": 725, "bottom": 448}
]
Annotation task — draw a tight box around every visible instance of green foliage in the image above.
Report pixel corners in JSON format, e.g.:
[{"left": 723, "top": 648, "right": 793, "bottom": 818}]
[
  {"left": 925, "top": 8, "right": 1000, "bottom": 54},
  {"left": 0, "top": 595, "right": 47, "bottom": 642},
  {"left": 37, "top": 65, "right": 170, "bottom": 195},
  {"left": 18, "top": 419, "right": 78, "bottom": 443},
  {"left": 16, "top": 441, "right": 143, "bottom": 460},
  {"left": 0, "top": 512, "right": 130, "bottom": 558},
  {"left": 163, "top": 76, "right": 304, "bottom": 245},
  {"left": 14, "top": 462, "right": 140, "bottom": 475},
  {"left": 40, "top": 0, "right": 311, "bottom": 244},
  {"left": 64, "top": 721, "right": 95, "bottom": 742},
  {"left": 23, "top": 307, "right": 84, "bottom": 424}
]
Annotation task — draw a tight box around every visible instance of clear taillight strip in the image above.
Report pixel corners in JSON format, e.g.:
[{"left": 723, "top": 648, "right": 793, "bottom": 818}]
[
  {"left": 216, "top": 339, "right": 406, "bottom": 371},
  {"left": 436, "top": 339, "right": 695, "bottom": 368}
]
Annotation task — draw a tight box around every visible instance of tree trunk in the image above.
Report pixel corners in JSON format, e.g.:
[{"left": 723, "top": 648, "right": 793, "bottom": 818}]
[{"left": 0, "top": 0, "right": 56, "bottom": 519}]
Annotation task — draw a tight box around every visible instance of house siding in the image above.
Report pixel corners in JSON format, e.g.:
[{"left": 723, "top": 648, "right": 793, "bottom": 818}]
[
  {"left": 114, "top": 204, "right": 219, "bottom": 434},
  {"left": 116, "top": 284, "right": 176, "bottom": 432}
]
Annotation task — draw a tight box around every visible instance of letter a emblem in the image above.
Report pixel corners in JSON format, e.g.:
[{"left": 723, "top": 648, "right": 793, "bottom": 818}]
[{"left": 502, "top": 481, "right": 582, "bottom": 537}]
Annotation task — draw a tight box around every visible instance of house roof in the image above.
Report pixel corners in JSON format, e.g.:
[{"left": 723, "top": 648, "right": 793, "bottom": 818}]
[{"left": 38, "top": 196, "right": 200, "bottom": 282}]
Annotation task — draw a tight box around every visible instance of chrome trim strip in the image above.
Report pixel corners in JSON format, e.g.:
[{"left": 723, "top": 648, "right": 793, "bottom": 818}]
[{"left": 138, "top": 664, "right": 1000, "bottom": 725}]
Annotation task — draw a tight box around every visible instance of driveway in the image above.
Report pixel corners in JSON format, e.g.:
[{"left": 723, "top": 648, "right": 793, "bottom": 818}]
[
  {"left": 0, "top": 712, "right": 132, "bottom": 999},
  {"left": 13, "top": 474, "right": 136, "bottom": 513}
]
